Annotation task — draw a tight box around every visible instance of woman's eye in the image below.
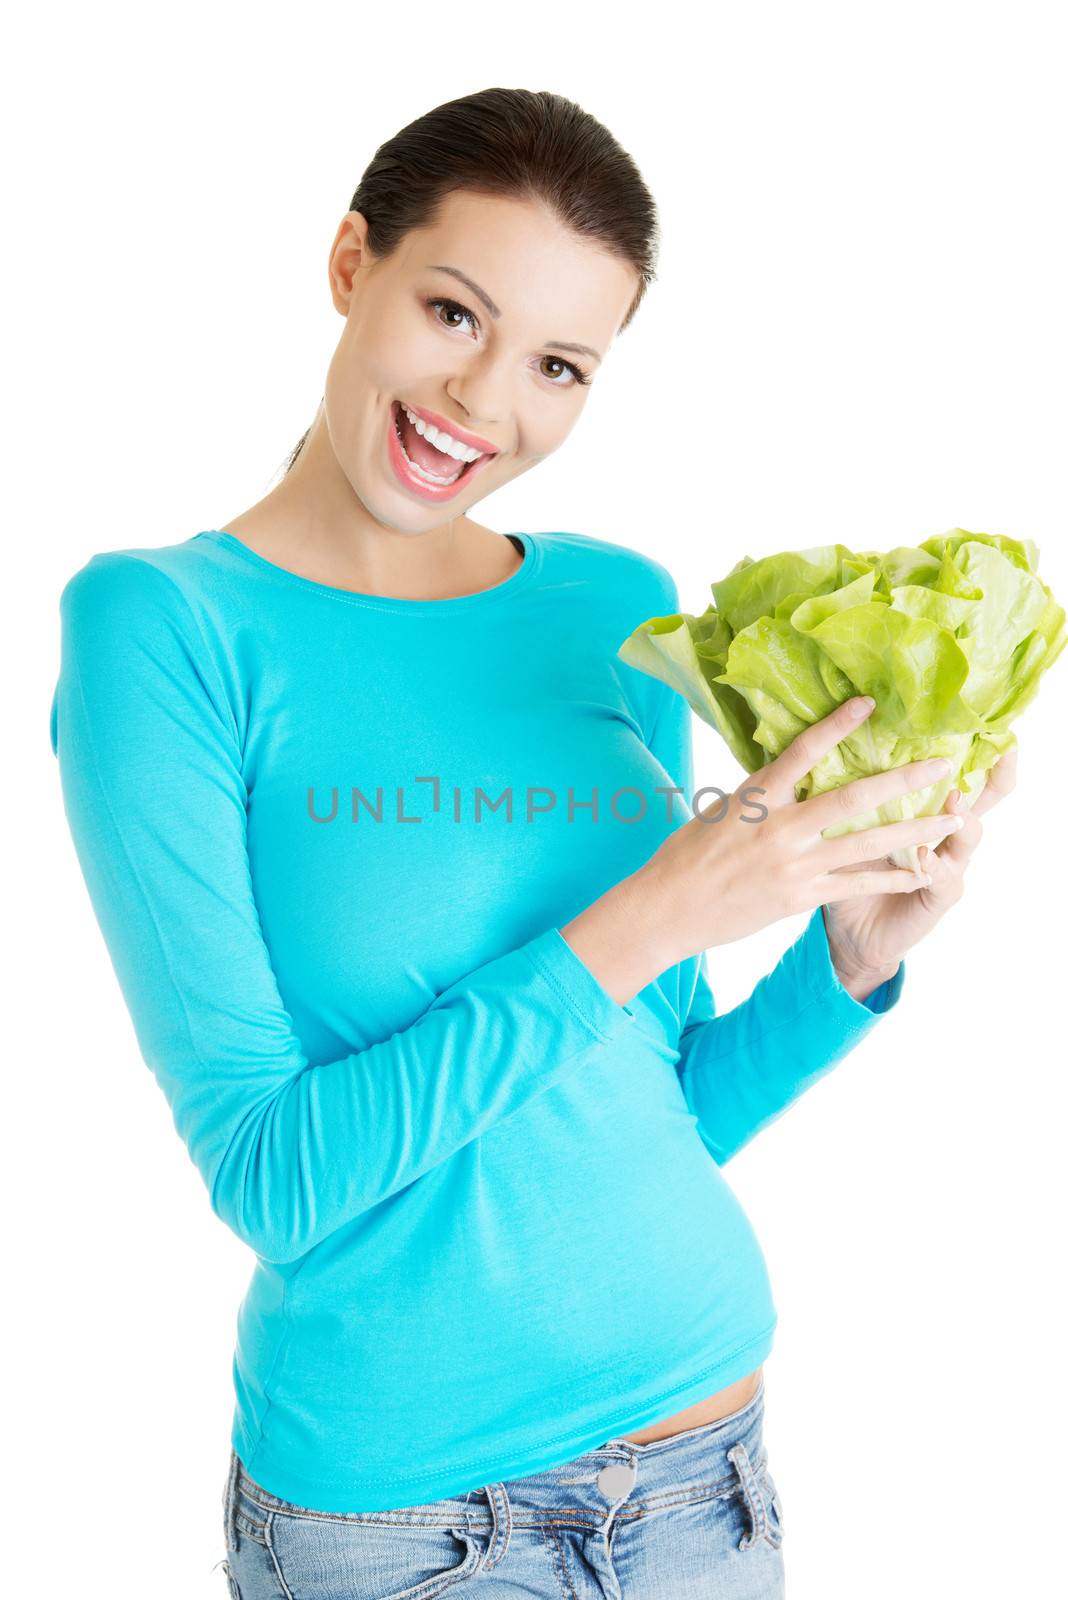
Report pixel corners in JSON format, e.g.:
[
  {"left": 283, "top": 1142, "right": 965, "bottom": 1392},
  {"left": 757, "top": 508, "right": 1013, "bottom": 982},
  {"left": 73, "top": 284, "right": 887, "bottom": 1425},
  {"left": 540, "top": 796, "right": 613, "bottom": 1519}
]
[
  {"left": 538, "top": 354, "right": 592, "bottom": 388},
  {"left": 426, "top": 296, "right": 478, "bottom": 335}
]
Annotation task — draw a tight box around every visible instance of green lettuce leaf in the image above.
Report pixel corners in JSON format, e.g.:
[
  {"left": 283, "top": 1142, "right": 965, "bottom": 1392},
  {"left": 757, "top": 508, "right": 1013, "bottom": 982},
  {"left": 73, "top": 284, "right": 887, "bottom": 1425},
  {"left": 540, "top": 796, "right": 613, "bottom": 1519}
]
[{"left": 618, "top": 528, "right": 1065, "bottom": 871}]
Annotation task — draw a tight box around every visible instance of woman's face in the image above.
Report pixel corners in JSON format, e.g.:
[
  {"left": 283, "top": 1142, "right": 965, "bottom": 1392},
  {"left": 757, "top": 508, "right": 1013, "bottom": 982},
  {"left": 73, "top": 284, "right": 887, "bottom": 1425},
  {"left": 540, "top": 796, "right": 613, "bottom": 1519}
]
[{"left": 320, "top": 189, "right": 640, "bottom": 530}]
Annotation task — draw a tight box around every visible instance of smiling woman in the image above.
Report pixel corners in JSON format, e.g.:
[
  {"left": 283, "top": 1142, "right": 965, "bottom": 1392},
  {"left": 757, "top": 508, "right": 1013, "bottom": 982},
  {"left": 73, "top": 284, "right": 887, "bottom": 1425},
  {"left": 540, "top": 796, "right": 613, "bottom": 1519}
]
[
  {"left": 50, "top": 87, "right": 831, "bottom": 1600},
  {"left": 207, "top": 169, "right": 646, "bottom": 596},
  {"left": 260, "top": 186, "right": 642, "bottom": 572}
]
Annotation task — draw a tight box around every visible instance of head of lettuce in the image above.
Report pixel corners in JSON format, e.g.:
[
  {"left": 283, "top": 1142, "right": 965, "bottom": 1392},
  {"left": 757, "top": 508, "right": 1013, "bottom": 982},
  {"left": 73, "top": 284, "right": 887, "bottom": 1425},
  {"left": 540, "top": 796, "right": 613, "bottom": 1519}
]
[{"left": 617, "top": 529, "right": 1065, "bottom": 873}]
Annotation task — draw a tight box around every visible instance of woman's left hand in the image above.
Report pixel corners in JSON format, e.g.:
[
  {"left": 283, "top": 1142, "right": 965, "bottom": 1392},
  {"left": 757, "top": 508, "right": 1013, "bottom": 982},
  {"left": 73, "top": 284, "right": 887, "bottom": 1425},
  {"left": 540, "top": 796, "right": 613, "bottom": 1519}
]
[{"left": 822, "top": 748, "right": 1018, "bottom": 987}]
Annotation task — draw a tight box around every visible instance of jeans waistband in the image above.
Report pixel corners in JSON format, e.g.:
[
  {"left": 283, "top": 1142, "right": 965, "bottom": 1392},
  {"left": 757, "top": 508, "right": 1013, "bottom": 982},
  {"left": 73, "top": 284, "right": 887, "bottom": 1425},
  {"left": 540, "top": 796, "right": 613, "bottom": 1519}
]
[{"left": 232, "top": 1373, "right": 767, "bottom": 1535}]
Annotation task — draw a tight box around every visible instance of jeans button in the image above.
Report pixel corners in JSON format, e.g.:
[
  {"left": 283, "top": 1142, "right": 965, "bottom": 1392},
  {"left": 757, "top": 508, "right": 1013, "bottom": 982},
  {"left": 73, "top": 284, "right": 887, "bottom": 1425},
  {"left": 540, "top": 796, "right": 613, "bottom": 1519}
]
[{"left": 597, "top": 1462, "right": 636, "bottom": 1499}]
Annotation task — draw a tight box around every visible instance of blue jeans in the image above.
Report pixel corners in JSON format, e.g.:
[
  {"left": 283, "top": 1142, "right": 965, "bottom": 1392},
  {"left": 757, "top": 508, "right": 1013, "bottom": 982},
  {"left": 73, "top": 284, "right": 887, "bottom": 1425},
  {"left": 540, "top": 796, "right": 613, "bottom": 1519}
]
[{"left": 219, "top": 1377, "right": 785, "bottom": 1598}]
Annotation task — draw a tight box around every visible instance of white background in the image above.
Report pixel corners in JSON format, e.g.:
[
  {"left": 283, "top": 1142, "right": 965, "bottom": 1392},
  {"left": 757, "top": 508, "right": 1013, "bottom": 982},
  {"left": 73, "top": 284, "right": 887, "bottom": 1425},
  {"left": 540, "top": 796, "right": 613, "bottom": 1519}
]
[{"left": 8, "top": 2, "right": 1065, "bottom": 1595}]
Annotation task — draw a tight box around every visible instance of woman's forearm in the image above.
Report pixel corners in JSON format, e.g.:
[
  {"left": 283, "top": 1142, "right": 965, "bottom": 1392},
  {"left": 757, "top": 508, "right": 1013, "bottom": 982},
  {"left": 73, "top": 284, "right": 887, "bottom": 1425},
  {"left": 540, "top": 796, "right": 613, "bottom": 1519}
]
[{"left": 564, "top": 865, "right": 902, "bottom": 1011}]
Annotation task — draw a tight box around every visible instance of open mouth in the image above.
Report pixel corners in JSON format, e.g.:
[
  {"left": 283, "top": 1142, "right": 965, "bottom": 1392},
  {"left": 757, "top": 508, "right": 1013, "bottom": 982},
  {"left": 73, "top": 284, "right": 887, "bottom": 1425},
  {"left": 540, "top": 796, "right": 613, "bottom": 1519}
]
[{"left": 388, "top": 400, "right": 496, "bottom": 499}]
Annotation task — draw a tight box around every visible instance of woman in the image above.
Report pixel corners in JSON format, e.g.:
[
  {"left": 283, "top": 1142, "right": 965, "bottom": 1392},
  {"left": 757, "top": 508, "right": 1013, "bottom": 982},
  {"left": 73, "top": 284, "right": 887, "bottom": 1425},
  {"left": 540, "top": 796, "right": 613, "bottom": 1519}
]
[{"left": 51, "top": 88, "right": 1012, "bottom": 1599}]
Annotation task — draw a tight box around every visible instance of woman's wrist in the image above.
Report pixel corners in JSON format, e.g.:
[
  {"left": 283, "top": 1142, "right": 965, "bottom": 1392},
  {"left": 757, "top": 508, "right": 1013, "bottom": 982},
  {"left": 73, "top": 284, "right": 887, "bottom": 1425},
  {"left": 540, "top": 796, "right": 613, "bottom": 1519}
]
[
  {"left": 834, "top": 956, "right": 901, "bottom": 1004},
  {"left": 821, "top": 907, "right": 901, "bottom": 1003},
  {"left": 559, "top": 868, "right": 680, "bottom": 1007}
]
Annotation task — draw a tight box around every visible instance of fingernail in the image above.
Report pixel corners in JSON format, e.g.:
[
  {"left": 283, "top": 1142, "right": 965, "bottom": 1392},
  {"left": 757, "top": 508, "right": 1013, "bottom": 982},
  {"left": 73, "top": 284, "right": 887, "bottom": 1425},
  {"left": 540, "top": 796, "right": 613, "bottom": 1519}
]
[
  {"left": 929, "top": 759, "right": 951, "bottom": 775},
  {"left": 850, "top": 696, "right": 876, "bottom": 716}
]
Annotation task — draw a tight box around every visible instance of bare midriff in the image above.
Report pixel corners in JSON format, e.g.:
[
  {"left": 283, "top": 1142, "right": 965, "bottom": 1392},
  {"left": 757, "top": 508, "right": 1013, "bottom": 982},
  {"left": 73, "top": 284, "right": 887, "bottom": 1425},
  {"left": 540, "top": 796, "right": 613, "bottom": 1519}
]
[{"left": 614, "top": 1366, "right": 763, "bottom": 1444}]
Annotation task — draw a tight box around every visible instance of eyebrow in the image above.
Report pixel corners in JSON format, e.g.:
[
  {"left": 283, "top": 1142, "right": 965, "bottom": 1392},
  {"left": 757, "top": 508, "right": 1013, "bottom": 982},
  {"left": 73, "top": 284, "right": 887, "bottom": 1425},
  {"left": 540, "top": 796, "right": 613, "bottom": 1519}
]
[{"left": 426, "top": 263, "right": 603, "bottom": 363}]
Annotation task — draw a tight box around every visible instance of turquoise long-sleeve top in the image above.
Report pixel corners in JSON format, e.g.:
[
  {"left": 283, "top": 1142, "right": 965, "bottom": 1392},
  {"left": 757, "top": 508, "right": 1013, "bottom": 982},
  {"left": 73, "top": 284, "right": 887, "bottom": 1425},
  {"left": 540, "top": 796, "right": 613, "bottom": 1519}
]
[{"left": 50, "top": 527, "right": 903, "bottom": 1512}]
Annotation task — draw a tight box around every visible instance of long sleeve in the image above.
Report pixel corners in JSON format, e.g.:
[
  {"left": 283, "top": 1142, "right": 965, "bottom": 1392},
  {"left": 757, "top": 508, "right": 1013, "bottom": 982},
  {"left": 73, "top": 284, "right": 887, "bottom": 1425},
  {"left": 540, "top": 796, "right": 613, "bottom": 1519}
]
[
  {"left": 50, "top": 554, "right": 637, "bottom": 1264},
  {"left": 641, "top": 575, "right": 905, "bottom": 1166}
]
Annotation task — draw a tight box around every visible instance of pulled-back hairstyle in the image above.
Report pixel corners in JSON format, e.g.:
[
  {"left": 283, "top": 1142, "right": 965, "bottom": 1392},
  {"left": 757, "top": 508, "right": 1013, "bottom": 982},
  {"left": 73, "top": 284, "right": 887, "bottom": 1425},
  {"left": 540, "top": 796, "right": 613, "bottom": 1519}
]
[{"left": 282, "top": 86, "right": 659, "bottom": 475}]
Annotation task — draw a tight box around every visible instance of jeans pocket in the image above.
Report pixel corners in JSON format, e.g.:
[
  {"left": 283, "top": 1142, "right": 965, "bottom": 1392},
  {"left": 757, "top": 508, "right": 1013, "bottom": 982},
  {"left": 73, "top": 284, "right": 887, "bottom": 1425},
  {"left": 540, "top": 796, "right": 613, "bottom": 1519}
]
[
  {"left": 268, "top": 1512, "right": 484, "bottom": 1600},
  {"left": 230, "top": 1455, "right": 486, "bottom": 1600}
]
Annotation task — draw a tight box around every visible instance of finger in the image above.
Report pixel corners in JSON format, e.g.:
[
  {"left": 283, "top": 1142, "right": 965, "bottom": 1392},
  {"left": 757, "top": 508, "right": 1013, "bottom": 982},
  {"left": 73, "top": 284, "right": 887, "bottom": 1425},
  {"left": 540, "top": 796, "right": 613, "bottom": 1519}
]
[
  {"left": 758, "top": 696, "right": 877, "bottom": 809},
  {"left": 799, "top": 753, "right": 954, "bottom": 838},
  {"left": 929, "top": 789, "right": 982, "bottom": 869},
  {"left": 918, "top": 844, "right": 964, "bottom": 899},
  {"left": 817, "top": 808, "right": 964, "bottom": 872},
  {"left": 970, "top": 747, "right": 1018, "bottom": 820},
  {"left": 815, "top": 866, "right": 932, "bottom": 907}
]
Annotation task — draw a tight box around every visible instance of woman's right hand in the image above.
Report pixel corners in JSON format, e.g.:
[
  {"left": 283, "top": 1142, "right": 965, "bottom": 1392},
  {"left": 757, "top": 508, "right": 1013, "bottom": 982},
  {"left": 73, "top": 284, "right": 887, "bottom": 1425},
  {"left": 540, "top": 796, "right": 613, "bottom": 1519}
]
[{"left": 638, "top": 694, "right": 965, "bottom": 969}]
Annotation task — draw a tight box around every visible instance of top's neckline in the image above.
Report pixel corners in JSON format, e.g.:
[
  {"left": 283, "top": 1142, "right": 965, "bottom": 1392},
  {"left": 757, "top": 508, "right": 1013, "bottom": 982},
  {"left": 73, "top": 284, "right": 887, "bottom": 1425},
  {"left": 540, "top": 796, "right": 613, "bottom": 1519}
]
[{"left": 193, "top": 529, "right": 542, "bottom": 614}]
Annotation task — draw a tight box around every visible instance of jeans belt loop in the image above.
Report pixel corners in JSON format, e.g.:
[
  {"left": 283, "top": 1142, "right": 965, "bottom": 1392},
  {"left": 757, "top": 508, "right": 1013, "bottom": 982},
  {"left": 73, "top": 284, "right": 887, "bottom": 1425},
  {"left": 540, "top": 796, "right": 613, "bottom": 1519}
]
[
  {"left": 224, "top": 1448, "right": 242, "bottom": 1554},
  {"left": 727, "top": 1441, "right": 769, "bottom": 1551},
  {"left": 479, "top": 1481, "right": 513, "bottom": 1570}
]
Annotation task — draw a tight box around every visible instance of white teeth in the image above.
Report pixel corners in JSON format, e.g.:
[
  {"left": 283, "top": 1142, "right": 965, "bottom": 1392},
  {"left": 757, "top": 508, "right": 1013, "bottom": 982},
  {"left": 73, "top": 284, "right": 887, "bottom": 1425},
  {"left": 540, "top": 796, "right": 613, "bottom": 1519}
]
[
  {"left": 401, "top": 403, "right": 484, "bottom": 463},
  {"left": 393, "top": 407, "right": 464, "bottom": 484}
]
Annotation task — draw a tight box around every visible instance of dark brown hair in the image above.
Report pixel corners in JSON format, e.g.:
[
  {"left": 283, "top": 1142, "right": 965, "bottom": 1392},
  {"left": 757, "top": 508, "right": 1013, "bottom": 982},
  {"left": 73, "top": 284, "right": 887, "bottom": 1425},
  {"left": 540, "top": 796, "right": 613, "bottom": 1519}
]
[{"left": 282, "top": 86, "right": 659, "bottom": 475}]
